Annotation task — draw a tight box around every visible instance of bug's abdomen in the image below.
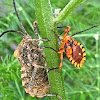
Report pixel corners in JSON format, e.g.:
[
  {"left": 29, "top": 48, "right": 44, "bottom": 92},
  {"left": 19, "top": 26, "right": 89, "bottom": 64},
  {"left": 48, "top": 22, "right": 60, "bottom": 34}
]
[{"left": 67, "top": 39, "right": 86, "bottom": 68}]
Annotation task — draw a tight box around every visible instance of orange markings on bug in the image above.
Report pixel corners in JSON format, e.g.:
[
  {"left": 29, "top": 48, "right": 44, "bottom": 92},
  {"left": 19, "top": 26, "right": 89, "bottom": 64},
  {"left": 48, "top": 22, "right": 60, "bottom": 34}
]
[
  {"left": 83, "top": 52, "right": 86, "bottom": 56},
  {"left": 21, "top": 67, "right": 26, "bottom": 71},
  {"left": 74, "top": 41, "right": 77, "bottom": 45},
  {"left": 37, "top": 94, "right": 44, "bottom": 98},
  {"left": 80, "top": 44, "right": 83, "bottom": 48},
  {"left": 74, "top": 62, "right": 77, "bottom": 67},
  {"left": 72, "top": 60, "right": 75, "bottom": 64},
  {"left": 21, "top": 73, "right": 27, "bottom": 78},
  {"left": 82, "top": 57, "right": 86, "bottom": 61},
  {"left": 30, "top": 94, "right": 35, "bottom": 97},
  {"left": 78, "top": 42, "right": 80, "bottom": 45},
  {"left": 25, "top": 88, "right": 29, "bottom": 93},
  {"left": 22, "top": 81, "right": 27, "bottom": 86},
  {"left": 80, "top": 64, "right": 83, "bottom": 68},
  {"left": 69, "top": 57, "right": 72, "bottom": 61},
  {"left": 14, "top": 49, "right": 19, "bottom": 58},
  {"left": 82, "top": 48, "right": 85, "bottom": 52}
]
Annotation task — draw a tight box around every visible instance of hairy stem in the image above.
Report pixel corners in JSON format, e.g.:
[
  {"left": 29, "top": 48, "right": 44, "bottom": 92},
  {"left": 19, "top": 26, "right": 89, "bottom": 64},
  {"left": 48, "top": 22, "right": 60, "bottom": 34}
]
[
  {"left": 54, "top": 0, "right": 84, "bottom": 23},
  {"left": 34, "top": 0, "right": 66, "bottom": 100}
]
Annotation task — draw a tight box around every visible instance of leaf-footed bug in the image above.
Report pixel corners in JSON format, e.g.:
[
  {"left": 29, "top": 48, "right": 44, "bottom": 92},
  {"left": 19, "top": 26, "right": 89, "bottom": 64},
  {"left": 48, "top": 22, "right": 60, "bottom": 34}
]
[
  {"left": 0, "top": 0, "right": 62, "bottom": 99},
  {"left": 46, "top": 25, "right": 99, "bottom": 69}
]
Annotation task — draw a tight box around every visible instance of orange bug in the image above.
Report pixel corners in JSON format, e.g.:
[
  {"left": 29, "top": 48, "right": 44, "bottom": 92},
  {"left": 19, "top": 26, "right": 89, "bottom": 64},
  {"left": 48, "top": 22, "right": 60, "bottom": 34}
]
[
  {"left": 48, "top": 25, "right": 98, "bottom": 69},
  {"left": 56, "top": 25, "right": 98, "bottom": 69}
]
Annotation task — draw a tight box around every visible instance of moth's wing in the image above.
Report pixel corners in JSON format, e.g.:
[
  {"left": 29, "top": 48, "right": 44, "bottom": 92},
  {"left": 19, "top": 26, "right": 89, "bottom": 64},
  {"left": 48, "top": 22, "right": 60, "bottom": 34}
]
[{"left": 28, "top": 65, "right": 50, "bottom": 98}]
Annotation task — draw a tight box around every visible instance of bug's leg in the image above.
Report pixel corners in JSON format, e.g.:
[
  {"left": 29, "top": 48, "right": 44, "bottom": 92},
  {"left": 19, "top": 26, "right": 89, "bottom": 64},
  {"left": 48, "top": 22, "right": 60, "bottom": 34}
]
[
  {"left": 44, "top": 46, "right": 65, "bottom": 69},
  {"left": 28, "top": 68, "right": 37, "bottom": 90},
  {"left": 58, "top": 50, "right": 64, "bottom": 69},
  {"left": 33, "top": 21, "right": 39, "bottom": 39},
  {"left": 57, "top": 26, "right": 71, "bottom": 30},
  {"left": 51, "top": 26, "right": 71, "bottom": 48},
  {"left": 31, "top": 63, "right": 58, "bottom": 72},
  {"left": 32, "top": 62, "right": 60, "bottom": 73},
  {"left": 32, "top": 39, "right": 50, "bottom": 49},
  {"left": 33, "top": 21, "right": 50, "bottom": 42},
  {"left": 57, "top": 26, "right": 67, "bottom": 28},
  {"left": 36, "top": 38, "right": 50, "bottom": 42},
  {"left": 46, "top": 46, "right": 65, "bottom": 70},
  {"left": 57, "top": 26, "right": 71, "bottom": 35},
  {"left": 33, "top": 21, "right": 50, "bottom": 41},
  {"left": 47, "top": 67, "right": 60, "bottom": 73},
  {"left": 51, "top": 30, "right": 61, "bottom": 50},
  {"left": 44, "top": 46, "right": 58, "bottom": 52},
  {"left": 35, "top": 38, "right": 50, "bottom": 42},
  {"left": 44, "top": 47, "right": 63, "bottom": 54},
  {"left": 63, "top": 26, "right": 71, "bottom": 38},
  {"left": 39, "top": 49, "right": 64, "bottom": 70},
  {"left": 29, "top": 92, "right": 62, "bottom": 100},
  {"left": 67, "top": 26, "right": 71, "bottom": 32}
]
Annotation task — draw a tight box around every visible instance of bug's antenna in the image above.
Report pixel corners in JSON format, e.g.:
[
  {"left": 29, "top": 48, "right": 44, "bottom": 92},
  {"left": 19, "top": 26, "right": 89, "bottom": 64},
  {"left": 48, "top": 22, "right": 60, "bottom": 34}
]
[
  {"left": 71, "top": 25, "right": 99, "bottom": 37},
  {"left": 0, "top": 30, "right": 24, "bottom": 37},
  {"left": 13, "top": 0, "right": 27, "bottom": 34}
]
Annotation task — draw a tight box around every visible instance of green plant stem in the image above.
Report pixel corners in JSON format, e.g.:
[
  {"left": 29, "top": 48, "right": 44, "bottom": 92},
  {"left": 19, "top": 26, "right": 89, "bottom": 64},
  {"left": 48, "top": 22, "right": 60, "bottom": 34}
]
[
  {"left": 54, "top": 0, "right": 84, "bottom": 23},
  {"left": 15, "top": 79, "right": 24, "bottom": 99},
  {"left": 34, "top": 0, "right": 66, "bottom": 100}
]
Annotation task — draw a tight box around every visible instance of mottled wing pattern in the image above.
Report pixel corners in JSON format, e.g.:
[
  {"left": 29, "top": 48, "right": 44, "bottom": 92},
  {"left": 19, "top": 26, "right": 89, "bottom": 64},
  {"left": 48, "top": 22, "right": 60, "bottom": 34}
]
[{"left": 28, "top": 66, "right": 49, "bottom": 98}]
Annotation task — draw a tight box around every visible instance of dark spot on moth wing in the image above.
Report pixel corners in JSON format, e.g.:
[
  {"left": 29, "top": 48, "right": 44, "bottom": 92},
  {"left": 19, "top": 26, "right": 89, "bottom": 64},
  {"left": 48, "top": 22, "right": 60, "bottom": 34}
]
[
  {"left": 37, "top": 68, "right": 49, "bottom": 83},
  {"left": 31, "top": 66, "right": 34, "bottom": 70},
  {"left": 31, "top": 49, "right": 34, "bottom": 53},
  {"left": 21, "top": 66, "right": 34, "bottom": 74}
]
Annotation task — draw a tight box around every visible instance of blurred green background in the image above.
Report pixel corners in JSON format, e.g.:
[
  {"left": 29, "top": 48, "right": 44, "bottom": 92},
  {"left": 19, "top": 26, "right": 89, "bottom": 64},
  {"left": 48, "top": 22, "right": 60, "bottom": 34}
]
[{"left": 0, "top": 0, "right": 100, "bottom": 100}]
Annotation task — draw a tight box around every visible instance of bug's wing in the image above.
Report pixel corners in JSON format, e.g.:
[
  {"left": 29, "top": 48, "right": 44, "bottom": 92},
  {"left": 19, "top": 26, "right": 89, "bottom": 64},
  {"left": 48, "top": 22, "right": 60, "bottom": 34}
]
[
  {"left": 67, "top": 39, "right": 86, "bottom": 68},
  {"left": 14, "top": 36, "right": 49, "bottom": 98},
  {"left": 28, "top": 66, "right": 50, "bottom": 98}
]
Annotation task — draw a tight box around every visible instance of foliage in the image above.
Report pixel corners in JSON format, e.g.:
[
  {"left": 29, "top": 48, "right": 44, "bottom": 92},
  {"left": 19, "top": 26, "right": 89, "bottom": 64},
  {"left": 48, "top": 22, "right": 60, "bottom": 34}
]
[{"left": 0, "top": 0, "right": 100, "bottom": 100}]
